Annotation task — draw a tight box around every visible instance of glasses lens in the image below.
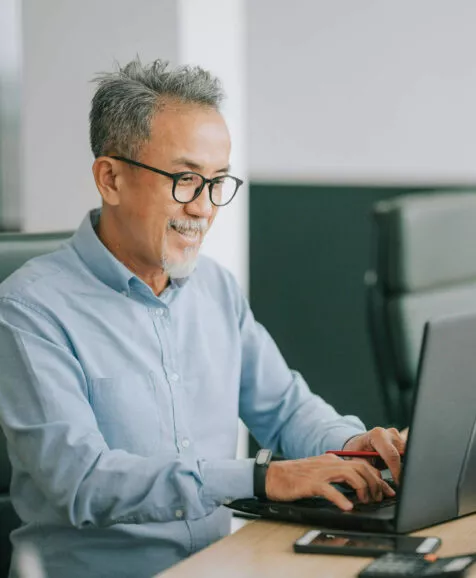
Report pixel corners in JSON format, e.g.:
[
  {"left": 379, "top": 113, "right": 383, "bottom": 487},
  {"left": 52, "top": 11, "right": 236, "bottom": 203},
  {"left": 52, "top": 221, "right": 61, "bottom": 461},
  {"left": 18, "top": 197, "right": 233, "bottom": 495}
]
[
  {"left": 174, "top": 173, "right": 204, "bottom": 203},
  {"left": 211, "top": 176, "right": 238, "bottom": 206}
]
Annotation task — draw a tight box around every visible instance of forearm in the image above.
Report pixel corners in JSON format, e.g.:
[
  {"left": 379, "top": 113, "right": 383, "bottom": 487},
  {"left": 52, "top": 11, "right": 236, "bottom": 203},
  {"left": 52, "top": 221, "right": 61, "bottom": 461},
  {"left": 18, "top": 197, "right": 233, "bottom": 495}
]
[
  {"left": 242, "top": 370, "right": 366, "bottom": 458},
  {"left": 277, "top": 385, "right": 367, "bottom": 457},
  {"left": 0, "top": 307, "right": 255, "bottom": 529},
  {"left": 8, "top": 422, "right": 254, "bottom": 528},
  {"left": 76, "top": 452, "right": 255, "bottom": 526},
  {"left": 238, "top": 296, "right": 366, "bottom": 459}
]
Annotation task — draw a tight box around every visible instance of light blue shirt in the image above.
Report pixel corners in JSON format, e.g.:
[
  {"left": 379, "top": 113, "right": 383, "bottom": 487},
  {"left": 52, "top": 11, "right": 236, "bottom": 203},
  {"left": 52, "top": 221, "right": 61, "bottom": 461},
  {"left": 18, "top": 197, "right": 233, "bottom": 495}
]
[{"left": 0, "top": 209, "right": 365, "bottom": 578}]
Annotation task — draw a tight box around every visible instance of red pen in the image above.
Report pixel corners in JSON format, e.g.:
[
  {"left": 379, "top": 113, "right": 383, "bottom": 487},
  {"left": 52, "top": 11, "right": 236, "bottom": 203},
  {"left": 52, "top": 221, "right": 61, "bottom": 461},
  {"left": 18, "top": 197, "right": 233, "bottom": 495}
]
[
  {"left": 326, "top": 450, "right": 404, "bottom": 458},
  {"left": 326, "top": 450, "right": 404, "bottom": 470}
]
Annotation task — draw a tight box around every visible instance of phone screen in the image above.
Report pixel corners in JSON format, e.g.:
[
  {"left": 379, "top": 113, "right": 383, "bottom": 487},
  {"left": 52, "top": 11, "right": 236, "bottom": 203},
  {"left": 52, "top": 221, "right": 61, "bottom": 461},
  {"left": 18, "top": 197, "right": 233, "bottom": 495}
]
[{"left": 310, "top": 532, "right": 398, "bottom": 551}]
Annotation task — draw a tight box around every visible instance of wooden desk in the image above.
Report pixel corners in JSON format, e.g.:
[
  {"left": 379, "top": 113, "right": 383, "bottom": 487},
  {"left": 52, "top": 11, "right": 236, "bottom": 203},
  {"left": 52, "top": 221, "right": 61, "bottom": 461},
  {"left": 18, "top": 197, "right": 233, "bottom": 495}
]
[{"left": 159, "top": 515, "right": 476, "bottom": 578}]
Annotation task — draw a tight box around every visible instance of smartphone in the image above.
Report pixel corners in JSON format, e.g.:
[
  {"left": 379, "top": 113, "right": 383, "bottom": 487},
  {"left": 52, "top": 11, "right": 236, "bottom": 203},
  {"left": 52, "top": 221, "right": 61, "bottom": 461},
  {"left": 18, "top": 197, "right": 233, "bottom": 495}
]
[{"left": 294, "top": 529, "right": 441, "bottom": 557}]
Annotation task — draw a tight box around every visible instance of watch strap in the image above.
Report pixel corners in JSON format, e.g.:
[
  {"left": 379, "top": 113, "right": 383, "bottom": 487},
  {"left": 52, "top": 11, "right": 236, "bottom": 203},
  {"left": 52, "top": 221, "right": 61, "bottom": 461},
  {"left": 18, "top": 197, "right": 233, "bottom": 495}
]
[{"left": 254, "top": 449, "right": 273, "bottom": 499}]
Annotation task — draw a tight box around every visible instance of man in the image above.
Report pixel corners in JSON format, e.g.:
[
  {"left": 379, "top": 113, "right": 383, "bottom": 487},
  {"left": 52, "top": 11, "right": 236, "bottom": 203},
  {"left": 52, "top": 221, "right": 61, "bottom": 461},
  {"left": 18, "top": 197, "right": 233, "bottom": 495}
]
[{"left": 0, "top": 58, "right": 405, "bottom": 578}]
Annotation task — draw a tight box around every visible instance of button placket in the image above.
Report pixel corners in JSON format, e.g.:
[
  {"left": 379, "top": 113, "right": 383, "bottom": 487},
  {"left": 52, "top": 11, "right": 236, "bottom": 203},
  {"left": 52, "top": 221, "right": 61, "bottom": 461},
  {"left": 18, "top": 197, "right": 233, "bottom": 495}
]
[
  {"left": 149, "top": 303, "right": 186, "bottom": 456},
  {"left": 181, "top": 438, "right": 190, "bottom": 449}
]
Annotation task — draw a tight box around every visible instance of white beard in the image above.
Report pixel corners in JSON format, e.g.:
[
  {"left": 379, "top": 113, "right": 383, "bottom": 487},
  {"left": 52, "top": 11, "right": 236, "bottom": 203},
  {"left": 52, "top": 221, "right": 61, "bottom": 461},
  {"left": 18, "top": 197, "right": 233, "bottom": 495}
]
[
  {"left": 162, "top": 218, "right": 208, "bottom": 279},
  {"left": 162, "top": 246, "right": 199, "bottom": 279}
]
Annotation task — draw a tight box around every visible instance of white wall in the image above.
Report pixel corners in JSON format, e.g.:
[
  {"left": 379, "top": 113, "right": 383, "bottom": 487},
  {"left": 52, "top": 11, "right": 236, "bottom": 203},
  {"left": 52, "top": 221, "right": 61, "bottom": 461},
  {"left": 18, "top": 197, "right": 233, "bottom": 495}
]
[
  {"left": 179, "top": 0, "right": 248, "bottom": 293},
  {"left": 248, "top": 0, "right": 476, "bottom": 184},
  {"left": 21, "top": 0, "right": 178, "bottom": 232},
  {"left": 0, "top": 0, "right": 22, "bottom": 228}
]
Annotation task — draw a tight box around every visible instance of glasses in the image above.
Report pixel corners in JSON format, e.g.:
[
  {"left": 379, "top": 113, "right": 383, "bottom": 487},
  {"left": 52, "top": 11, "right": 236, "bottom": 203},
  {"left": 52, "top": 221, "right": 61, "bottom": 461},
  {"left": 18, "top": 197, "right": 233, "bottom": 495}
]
[{"left": 109, "top": 156, "right": 243, "bottom": 207}]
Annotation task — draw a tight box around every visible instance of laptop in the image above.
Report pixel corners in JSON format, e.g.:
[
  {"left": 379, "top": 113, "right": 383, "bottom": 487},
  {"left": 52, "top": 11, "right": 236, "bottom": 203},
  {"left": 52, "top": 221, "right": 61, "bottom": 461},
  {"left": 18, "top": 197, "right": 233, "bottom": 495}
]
[{"left": 228, "top": 312, "right": 476, "bottom": 533}]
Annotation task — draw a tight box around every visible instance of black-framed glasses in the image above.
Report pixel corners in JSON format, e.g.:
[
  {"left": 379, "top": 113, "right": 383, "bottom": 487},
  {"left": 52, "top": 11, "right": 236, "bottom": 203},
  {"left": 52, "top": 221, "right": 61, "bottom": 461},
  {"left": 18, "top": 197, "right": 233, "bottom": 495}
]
[{"left": 109, "top": 155, "right": 243, "bottom": 207}]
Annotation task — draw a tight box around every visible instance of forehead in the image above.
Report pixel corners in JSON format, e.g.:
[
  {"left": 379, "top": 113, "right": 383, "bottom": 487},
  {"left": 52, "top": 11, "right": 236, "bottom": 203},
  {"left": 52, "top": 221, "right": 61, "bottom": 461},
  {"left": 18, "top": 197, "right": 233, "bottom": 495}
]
[{"left": 145, "top": 101, "right": 231, "bottom": 167}]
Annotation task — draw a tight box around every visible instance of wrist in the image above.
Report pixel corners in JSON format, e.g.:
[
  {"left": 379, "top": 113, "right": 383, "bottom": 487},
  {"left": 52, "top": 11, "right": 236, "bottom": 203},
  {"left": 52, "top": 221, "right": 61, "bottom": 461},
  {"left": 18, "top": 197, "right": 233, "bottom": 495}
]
[
  {"left": 342, "top": 433, "right": 365, "bottom": 450},
  {"left": 265, "top": 460, "right": 281, "bottom": 501},
  {"left": 265, "top": 459, "right": 295, "bottom": 502}
]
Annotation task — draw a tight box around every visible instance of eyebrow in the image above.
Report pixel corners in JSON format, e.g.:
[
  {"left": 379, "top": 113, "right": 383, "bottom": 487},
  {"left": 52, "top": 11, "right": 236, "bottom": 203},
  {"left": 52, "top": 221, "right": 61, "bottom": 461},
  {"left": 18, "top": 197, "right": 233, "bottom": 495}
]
[{"left": 171, "top": 157, "right": 230, "bottom": 174}]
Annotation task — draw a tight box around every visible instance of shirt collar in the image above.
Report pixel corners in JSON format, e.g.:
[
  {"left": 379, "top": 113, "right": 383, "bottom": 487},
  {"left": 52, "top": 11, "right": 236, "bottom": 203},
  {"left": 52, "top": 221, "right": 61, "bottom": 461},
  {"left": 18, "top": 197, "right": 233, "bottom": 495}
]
[{"left": 71, "top": 209, "right": 189, "bottom": 296}]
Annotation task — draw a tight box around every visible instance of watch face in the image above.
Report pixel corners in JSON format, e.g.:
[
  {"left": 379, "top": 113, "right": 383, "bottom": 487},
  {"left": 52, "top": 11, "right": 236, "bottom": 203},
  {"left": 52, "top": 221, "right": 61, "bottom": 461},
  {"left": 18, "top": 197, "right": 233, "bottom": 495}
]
[{"left": 256, "top": 450, "right": 271, "bottom": 465}]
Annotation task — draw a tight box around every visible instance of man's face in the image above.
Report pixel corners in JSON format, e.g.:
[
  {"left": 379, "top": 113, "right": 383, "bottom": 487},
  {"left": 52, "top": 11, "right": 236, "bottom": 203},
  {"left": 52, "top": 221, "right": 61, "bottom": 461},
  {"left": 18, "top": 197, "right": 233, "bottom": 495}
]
[{"left": 112, "top": 102, "right": 231, "bottom": 278}]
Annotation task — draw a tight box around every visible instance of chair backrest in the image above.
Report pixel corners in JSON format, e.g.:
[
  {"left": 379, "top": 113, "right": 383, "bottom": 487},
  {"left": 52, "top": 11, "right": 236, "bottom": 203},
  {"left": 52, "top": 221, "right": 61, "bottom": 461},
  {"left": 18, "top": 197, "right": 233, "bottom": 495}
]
[
  {"left": 0, "top": 230, "right": 72, "bottom": 578},
  {"left": 0, "top": 231, "right": 73, "bottom": 282},
  {"left": 366, "top": 192, "right": 476, "bottom": 428}
]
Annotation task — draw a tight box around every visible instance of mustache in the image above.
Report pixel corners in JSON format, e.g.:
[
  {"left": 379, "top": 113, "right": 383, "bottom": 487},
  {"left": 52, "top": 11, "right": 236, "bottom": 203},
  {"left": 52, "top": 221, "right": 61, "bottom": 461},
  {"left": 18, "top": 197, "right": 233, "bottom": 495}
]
[{"left": 168, "top": 218, "right": 208, "bottom": 234}]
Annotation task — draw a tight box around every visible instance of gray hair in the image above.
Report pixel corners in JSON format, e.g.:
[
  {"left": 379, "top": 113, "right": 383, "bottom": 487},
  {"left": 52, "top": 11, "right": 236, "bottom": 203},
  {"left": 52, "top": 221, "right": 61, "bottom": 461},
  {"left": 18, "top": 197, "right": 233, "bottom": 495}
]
[{"left": 89, "top": 57, "right": 225, "bottom": 159}]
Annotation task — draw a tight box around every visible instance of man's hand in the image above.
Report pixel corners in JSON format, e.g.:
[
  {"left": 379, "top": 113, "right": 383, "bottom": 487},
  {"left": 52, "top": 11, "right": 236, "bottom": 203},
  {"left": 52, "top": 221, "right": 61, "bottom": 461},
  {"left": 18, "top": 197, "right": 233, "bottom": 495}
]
[
  {"left": 265, "top": 454, "right": 395, "bottom": 511},
  {"left": 343, "top": 427, "right": 407, "bottom": 483}
]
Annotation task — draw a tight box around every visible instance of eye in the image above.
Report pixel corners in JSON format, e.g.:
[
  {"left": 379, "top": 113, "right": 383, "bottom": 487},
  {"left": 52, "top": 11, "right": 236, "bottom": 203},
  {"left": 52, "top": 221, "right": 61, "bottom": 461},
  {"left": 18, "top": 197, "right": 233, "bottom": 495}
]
[{"left": 177, "top": 173, "right": 201, "bottom": 187}]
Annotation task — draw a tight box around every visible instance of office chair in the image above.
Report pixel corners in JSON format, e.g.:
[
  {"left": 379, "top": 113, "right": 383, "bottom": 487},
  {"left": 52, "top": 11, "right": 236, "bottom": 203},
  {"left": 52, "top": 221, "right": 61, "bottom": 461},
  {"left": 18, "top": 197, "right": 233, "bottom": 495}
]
[
  {"left": 0, "top": 231, "right": 72, "bottom": 578},
  {"left": 365, "top": 192, "right": 476, "bottom": 429}
]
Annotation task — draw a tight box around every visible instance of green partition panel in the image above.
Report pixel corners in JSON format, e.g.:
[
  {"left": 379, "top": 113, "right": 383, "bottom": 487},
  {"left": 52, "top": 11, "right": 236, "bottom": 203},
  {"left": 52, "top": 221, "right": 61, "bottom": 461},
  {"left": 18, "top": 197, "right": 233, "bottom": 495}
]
[{"left": 248, "top": 183, "right": 441, "bottom": 455}]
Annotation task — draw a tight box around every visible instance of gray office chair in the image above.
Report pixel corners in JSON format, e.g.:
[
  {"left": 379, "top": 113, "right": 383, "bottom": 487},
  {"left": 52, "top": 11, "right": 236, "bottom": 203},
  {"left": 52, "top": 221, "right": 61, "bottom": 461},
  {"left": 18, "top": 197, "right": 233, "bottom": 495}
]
[
  {"left": 0, "top": 231, "right": 72, "bottom": 578},
  {"left": 365, "top": 192, "right": 476, "bottom": 429}
]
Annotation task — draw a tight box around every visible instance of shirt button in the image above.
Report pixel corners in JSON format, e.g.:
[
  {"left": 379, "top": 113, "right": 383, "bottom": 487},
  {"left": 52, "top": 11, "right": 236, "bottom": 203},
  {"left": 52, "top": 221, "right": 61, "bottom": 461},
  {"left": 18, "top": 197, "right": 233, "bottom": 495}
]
[
  {"left": 171, "top": 373, "right": 179, "bottom": 382},
  {"left": 181, "top": 438, "right": 190, "bottom": 448},
  {"left": 175, "top": 509, "right": 184, "bottom": 519}
]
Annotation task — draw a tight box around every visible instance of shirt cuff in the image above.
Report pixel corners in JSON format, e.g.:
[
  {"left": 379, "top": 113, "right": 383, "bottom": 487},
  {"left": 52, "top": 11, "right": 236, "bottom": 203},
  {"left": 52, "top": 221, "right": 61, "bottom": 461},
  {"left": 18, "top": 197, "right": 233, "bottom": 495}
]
[
  {"left": 199, "top": 458, "right": 255, "bottom": 508},
  {"left": 321, "top": 421, "right": 367, "bottom": 452}
]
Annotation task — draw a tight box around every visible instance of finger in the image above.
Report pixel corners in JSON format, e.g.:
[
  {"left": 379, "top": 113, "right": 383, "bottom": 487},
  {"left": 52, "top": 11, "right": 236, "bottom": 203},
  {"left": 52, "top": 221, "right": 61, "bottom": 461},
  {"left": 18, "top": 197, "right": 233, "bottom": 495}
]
[
  {"left": 381, "top": 479, "right": 397, "bottom": 498},
  {"left": 345, "top": 458, "right": 386, "bottom": 501},
  {"left": 387, "top": 427, "right": 406, "bottom": 453},
  {"left": 347, "top": 460, "right": 382, "bottom": 501},
  {"left": 315, "top": 483, "right": 354, "bottom": 511},
  {"left": 322, "top": 453, "right": 344, "bottom": 464},
  {"left": 329, "top": 467, "right": 370, "bottom": 503},
  {"left": 349, "top": 455, "right": 379, "bottom": 469},
  {"left": 334, "top": 461, "right": 383, "bottom": 502},
  {"left": 352, "top": 461, "right": 395, "bottom": 501},
  {"left": 368, "top": 428, "right": 402, "bottom": 483}
]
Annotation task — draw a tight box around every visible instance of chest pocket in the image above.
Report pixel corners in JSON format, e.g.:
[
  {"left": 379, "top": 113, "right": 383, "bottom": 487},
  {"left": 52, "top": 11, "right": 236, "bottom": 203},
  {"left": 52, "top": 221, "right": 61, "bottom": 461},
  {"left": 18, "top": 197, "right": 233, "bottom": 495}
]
[{"left": 89, "top": 372, "right": 161, "bottom": 456}]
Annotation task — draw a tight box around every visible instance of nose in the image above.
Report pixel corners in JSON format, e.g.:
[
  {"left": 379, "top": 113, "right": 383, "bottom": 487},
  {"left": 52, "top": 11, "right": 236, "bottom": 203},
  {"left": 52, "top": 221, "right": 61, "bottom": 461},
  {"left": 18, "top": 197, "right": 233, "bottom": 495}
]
[{"left": 185, "top": 183, "right": 214, "bottom": 219}]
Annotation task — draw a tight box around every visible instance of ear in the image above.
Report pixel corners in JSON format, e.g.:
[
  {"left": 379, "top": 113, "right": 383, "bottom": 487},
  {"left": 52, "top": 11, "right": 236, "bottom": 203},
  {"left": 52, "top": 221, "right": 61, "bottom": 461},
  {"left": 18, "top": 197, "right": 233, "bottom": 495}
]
[{"left": 92, "top": 157, "right": 122, "bottom": 206}]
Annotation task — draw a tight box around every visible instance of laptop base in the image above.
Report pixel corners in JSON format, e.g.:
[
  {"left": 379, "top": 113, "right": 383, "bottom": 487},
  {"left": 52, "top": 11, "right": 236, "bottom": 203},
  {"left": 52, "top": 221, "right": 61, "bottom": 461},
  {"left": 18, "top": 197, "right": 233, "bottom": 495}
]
[{"left": 229, "top": 498, "right": 397, "bottom": 533}]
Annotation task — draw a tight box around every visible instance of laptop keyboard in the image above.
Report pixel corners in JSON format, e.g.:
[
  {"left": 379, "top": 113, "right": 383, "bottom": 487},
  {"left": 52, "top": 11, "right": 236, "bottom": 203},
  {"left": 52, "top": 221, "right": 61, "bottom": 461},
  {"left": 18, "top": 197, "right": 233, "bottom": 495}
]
[
  {"left": 294, "top": 479, "right": 398, "bottom": 512},
  {"left": 350, "top": 478, "right": 398, "bottom": 511},
  {"left": 351, "top": 496, "right": 397, "bottom": 512}
]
